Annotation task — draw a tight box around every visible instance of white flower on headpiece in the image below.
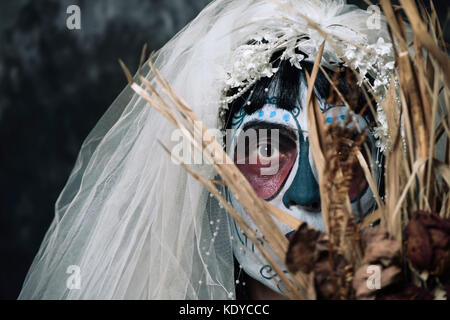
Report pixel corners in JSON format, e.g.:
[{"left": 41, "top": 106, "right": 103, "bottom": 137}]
[
  {"left": 281, "top": 45, "right": 305, "bottom": 69},
  {"left": 370, "top": 37, "right": 392, "bottom": 56},
  {"left": 344, "top": 44, "right": 357, "bottom": 60},
  {"left": 385, "top": 61, "right": 395, "bottom": 70},
  {"left": 224, "top": 42, "right": 278, "bottom": 89}
]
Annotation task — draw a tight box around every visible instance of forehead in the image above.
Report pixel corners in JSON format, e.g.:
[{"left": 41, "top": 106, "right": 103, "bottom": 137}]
[
  {"left": 231, "top": 76, "right": 308, "bottom": 131},
  {"left": 232, "top": 102, "right": 369, "bottom": 140},
  {"left": 233, "top": 104, "right": 305, "bottom": 132}
]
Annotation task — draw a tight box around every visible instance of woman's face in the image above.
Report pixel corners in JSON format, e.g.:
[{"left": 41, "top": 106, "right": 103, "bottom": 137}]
[{"left": 227, "top": 75, "right": 380, "bottom": 294}]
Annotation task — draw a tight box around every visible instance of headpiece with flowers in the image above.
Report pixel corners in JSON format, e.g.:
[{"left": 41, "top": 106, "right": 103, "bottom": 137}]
[{"left": 218, "top": 0, "right": 396, "bottom": 152}]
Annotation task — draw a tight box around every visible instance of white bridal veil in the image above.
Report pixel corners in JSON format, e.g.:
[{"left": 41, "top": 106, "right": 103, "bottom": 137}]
[{"left": 19, "top": 0, "right": 392, "bottom": 299}]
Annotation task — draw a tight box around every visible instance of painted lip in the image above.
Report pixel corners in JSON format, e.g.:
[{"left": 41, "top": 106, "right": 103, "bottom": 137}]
[{"left": 285, "top": 230, "right": 296, "bottom": 242}]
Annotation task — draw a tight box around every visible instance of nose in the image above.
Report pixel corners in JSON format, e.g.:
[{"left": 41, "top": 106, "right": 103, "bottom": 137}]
[{"left": 282, "top": 137, "right": 321, "bottom": 212}]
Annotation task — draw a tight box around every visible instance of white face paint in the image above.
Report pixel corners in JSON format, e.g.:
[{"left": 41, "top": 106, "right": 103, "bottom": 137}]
[{"left": 226, "top": 78, "right": 382, "bottom": 295}]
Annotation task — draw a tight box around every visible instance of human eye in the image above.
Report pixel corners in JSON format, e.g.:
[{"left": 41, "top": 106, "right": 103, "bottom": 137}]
[
  {"left": 256, "top": 141, "right": 279, "bottom": 161},
  {"left": 234, "top": 127, "right": 298, "bottom": 200}
]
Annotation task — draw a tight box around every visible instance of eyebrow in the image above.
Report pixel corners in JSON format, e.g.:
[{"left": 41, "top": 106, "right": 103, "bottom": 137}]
[{"left": 242, "top": 120, "right": 298, "bottom": 142}]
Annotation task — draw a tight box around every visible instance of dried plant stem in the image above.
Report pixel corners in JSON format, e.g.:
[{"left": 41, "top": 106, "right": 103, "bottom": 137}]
[{"left": 398, "top": 0, "right": 450, "bottom": 86}]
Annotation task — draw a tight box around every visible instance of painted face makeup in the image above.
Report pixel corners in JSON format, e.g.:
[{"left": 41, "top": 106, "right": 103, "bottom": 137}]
[
  {"left": 227, "top": 77, "right": 382, "bottom": 295},
  {"left": 234, "top": 123, "right": 298, "bottom": 199}
]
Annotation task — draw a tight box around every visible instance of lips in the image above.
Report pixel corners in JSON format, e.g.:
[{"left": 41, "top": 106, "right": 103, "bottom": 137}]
[{"left": 285, "top": 230, "right": 296, "bottom": 242}]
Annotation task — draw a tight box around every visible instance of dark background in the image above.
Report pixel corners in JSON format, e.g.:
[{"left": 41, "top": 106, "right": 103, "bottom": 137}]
[{"left": 0, "top": 0, "right": 448, "bottom": 299}]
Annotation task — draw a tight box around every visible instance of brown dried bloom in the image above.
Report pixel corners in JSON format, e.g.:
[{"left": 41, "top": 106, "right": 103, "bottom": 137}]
[
  {"left": 286, "top": 223, "right": 322, "bottom": 274},
  {"left": 352, "top": 225, "right": 402, "bottom": 299},
  {"left": 313, "top": 235, "right": 352, "bottom": 300},
  {"left": 405, "top": 211, "right": 450, "bottom": 275},
  {"left": 285, "top": 226, "right": 353, "bottom": 299}
]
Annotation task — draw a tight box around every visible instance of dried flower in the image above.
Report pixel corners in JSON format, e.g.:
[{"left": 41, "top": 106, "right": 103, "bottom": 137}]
[
  {"left": 286, "top": 223, "right": 322, "bottom": 274},
  {"left": 352, "top": 226, "right": 402, "bottom": 299},
  {"left": 405, "top": 211, "right": 450, "bottom": 275},
  {"left": 285, "top": 225, "right": 353, "bottom": 299},
  {"left": 361, "top": 226, "right": 401, "bottom": 267},
  {"left": 313, "top": 235, "right": 351, "bottom": 300}
]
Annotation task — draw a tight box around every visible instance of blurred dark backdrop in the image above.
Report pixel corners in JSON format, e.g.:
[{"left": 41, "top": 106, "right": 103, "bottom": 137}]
[{"left": 0, "top": 0, "right": 448, "bottom": 299}]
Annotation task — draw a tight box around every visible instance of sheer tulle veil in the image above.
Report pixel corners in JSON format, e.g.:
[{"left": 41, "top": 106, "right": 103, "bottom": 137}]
[{"left": 19, "top": 0, "right": 393, "bottom": 299}]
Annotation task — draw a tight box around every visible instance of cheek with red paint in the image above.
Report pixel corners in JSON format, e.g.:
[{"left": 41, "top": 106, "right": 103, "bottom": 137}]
[{"left": 235, "top": 144, "right": 297, "bottom": 200}]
